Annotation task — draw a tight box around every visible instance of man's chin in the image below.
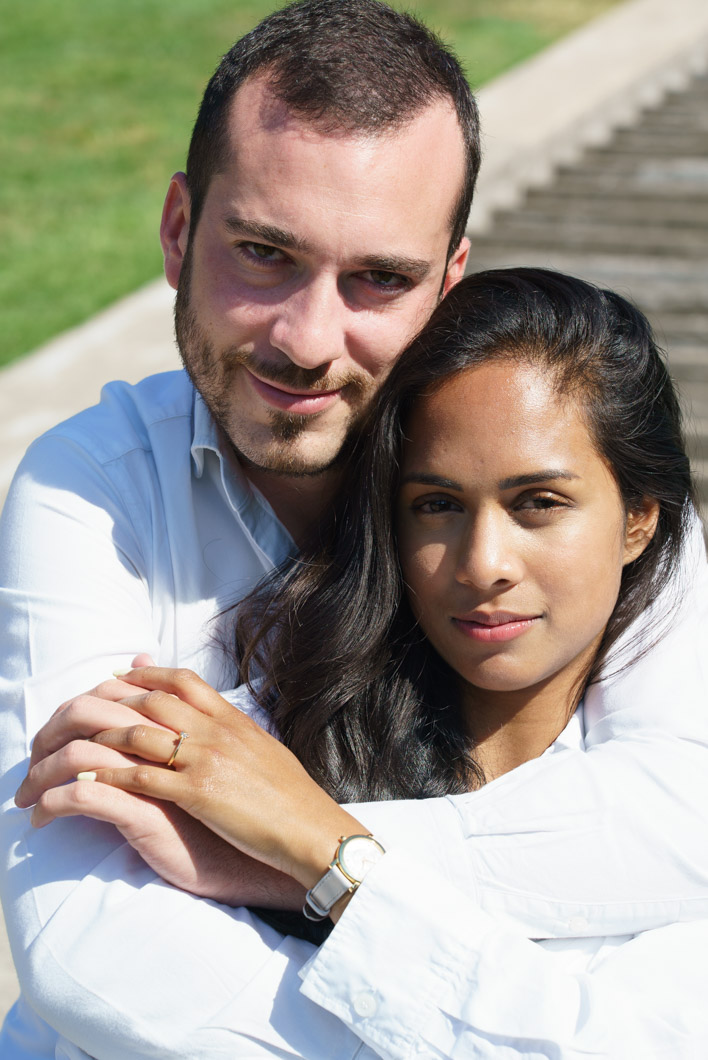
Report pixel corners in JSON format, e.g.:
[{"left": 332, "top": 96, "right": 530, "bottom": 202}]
[{"left": 229, "top": 437, "right": 352, "bottom": 479}]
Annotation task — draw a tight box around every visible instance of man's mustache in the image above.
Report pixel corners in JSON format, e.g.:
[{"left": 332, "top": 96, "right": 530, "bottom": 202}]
[{"left": 226, "top": 350, "right": 369, "bottom": 395}]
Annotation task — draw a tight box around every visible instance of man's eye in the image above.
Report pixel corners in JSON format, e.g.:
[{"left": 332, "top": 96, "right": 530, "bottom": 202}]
[
  {"left": 239, "top": 242, "right": 287, "bottom": 264},
  {"left": 364, "top": 270, "right": 409, "bottom": 290}
]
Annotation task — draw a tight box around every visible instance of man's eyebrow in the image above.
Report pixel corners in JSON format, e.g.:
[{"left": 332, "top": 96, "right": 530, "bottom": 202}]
[
  {"left": 356, "top": 254, "right": 432, "bottom": 280},
  {"left": 498, "top": 470, "right": 580, "bottom": 490},
  {"left": 224, "top": 217, "right": 431, "bottom": 278},
  {"left": 400, "top": 472, "right": 463, "bottom": 490},
  {"left": 224, "top": 216, "right": 312, "bottom": 253}
]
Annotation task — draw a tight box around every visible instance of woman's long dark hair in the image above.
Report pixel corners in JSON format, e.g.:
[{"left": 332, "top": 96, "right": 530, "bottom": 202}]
[{"left": 234, "top": 268, "right": 695, "bottom": 801}]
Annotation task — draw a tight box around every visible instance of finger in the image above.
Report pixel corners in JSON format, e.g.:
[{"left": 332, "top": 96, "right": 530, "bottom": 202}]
[
  {"left": 117, "top": 668, "right": 230, "bottom": 719},
  {"left": 67, "top": 763, "right": 184, "bottom": 808},
  {"left": 116, "top": 689, "right": 200, "bottom": 734},
  {"left": 17, "top": 741, "right": 137, "bottom": 808},
  {"left": 29, "top": 695, "right": 172, "bottom": 768},
  {"left": 39, "top": 678, "right": 148, "bottom": 731},
  {"left": 31, "top": 777, "right": 167, "bottom": 829},
  {"left": 90, "top": 724, "right": 184, "bottom": 768}
]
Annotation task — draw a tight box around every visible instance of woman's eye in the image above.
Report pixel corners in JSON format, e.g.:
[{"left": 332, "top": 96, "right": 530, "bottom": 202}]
[
  {"left": 515, "top": 493, "right": 567, "bottom": 513},
  {"left": 414, "top": 497, "right": 461, "bottom": 515}
]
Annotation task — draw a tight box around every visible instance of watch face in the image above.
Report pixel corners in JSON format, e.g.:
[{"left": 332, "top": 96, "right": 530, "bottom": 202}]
[{"left": 338, "top": 835, "right": 385, "bottom": 883}]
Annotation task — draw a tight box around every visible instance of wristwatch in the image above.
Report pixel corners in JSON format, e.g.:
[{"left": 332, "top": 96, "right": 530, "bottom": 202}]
[{"left": 303, "top": 834, "right": 386, "bottom": 921}]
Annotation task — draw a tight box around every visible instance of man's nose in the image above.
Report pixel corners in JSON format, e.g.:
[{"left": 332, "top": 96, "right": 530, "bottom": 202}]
[
  {"left": 455, "top": 509, "right": 523, "bottom": 592},
  {"left": 268, "top": 276, "right": 347, "bottom": 371}
]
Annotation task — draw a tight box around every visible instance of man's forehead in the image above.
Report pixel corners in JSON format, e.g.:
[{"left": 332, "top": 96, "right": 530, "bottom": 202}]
[{"left": 224, "top": 72, "right": 464, "bottom": 178}]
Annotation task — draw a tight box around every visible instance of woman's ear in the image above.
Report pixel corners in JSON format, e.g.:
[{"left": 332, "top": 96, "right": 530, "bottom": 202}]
[{"left": 623, "top": 497, "right": 660, "bottom": 565}]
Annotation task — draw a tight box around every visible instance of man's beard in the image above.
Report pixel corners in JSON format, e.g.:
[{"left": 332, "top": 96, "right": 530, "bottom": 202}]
[{"left": 174, "top": 239, "right": 372, "bottom": 477}]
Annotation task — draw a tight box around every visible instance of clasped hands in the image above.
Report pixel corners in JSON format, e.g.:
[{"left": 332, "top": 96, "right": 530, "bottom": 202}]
[{"left": 15, "top": 662, "right": 365, "bottom": 918}]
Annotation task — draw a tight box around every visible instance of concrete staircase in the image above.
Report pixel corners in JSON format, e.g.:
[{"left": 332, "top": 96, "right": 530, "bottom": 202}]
[{"left": 467, "top": 71, "right": 708, "bottom": 525}]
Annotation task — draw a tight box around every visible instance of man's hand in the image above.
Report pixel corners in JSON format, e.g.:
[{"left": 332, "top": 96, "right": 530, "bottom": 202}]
[{"left": 15, "top": 659, "right": 304, "bottom": 909}]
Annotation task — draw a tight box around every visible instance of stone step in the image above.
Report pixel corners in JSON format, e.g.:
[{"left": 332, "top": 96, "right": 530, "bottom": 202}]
[
  {"left": 629, "top": 109, "right": 708, "bottom": 132},
  {"left": 472, "top": 219, "right": 708, "bottom": 257},
  {"left": 466, "top": 248, "right": 708, "bottom": 294},
  {"left": 601, "top": 131, "right": 708, "bottom": 154},
  {"left": 667, "top": 361, "right": 708, "bottom": 386},
  {"left": 651, "top": 314, "right": 708, "bottom": 341},
  {"left": 554, "top": 162, "right": 708, "bottom": 199},
  {"left": 548, "top": 171, "right": 708, "bottom": 199},
  {"left": 521, "top": 193, "right": 708, "bottom": 226},
  {"left": 662, "top": 344, "right": 708, "bottom": 366},
  {"left": 678, "top": 380, "right": 708, "bottom": 424}
]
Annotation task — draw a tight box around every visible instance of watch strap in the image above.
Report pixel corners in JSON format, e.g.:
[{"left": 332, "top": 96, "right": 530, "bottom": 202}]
[{"left": 304, "top": 863, "right": 353, "bottom": 921}]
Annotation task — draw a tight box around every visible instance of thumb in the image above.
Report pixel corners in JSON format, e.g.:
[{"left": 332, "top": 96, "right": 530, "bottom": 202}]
[{"left": 131, "top": 653, "right": 156, "bottom": 669}]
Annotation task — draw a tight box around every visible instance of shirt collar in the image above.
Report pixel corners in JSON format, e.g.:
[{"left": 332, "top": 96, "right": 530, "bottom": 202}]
[{"left": 190, "top": 389, "right": 221, "bottom": 478}]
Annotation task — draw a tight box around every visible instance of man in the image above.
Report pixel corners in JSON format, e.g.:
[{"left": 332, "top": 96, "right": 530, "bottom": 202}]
[{"left": 1, "top": 1, "right": 707, "bottom": 1056}]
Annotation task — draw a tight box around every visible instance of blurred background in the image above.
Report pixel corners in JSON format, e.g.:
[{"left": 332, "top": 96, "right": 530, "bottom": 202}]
[{"left": 0, "top": 0, "right": 619, "bottom": 369}]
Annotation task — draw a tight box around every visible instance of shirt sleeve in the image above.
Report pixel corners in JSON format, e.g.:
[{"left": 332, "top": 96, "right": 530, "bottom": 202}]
[
  {"left": 0, "top": 433, "right": 356, "bottom": 1059},
  {"left": 299, "top": 848, "right": 708, "bottom": 1059}
]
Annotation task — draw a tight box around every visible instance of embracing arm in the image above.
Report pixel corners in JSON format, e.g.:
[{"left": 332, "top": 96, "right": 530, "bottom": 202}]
[
  {"left": 299, "top": 849, "right": 708, "bottom": 1059},
  {"left": 0, "top": 421, "right": 304, "bottom": 1058},
  {"left": 24, "top": 667, "right": 708, "bottom": 1060}
]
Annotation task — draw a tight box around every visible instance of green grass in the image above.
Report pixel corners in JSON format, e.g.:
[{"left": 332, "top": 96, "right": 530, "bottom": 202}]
[{"left": 0, "top": 0, "right": 618, "bottom": 367}]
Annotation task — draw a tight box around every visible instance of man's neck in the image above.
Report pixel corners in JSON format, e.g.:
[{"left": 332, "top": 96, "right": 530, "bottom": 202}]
[{"left": 242, "top": 463, "right": 342, "bottom": 545}]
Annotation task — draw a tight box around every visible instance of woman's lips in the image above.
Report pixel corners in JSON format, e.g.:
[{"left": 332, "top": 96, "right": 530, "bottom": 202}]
[
  {"left": 246, "top": 370, "right": 342, "bottom": 415},
  {"left": 453, "top": 612, "right": 541, "bottom": 643}
]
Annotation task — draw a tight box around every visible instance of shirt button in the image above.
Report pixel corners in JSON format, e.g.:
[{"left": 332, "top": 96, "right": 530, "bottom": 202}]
[
  {"left": 568, "top": 916, "right": 589, "bottom": 933},
  {"left": 353, "top": 991, "right": 378, "bottom": 1018}
]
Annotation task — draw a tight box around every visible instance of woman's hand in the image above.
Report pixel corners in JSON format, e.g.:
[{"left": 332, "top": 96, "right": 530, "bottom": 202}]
[{"left": 58, "top": 667, "right": 365, "bottom": 892}]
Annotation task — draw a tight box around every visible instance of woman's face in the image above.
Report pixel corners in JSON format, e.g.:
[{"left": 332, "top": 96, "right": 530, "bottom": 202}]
[{"left": 396, "top": 360, "right": 657, "bottom": 699}]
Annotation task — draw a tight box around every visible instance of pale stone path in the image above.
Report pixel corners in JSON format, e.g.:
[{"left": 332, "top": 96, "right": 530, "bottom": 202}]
[{"left": 2, "top": 0, "right": 708, "bottom": 1033}]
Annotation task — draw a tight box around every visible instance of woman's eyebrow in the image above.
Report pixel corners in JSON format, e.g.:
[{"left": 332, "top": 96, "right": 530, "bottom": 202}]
[
  {"left": 399, "top": 472, "right": 463, "bottom": 490},
  {"left": 498, "top": 470, "right": 579, "bottom": 489}
]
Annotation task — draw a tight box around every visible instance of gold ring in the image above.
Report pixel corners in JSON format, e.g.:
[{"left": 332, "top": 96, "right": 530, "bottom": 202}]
[{"left": 166, "top": 731, "right": 189, "bottom": 768}]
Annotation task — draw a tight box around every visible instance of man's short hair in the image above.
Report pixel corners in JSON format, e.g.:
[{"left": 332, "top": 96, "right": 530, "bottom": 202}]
[{"left": 185, "top": 0, "right": 480, "bottom": 258}]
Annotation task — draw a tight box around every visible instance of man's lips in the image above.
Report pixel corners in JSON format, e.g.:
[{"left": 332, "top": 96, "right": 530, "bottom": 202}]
[
  {"left": 246, "top": 369, "right": 343, "bottom": 415},
  {"left": 453, "top": 611, "right": 541, "bottom": 643}
]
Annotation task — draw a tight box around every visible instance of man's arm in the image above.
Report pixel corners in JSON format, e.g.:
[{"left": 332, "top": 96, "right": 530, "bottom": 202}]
[
  {"left": 300, "top": 848, "right": 708, "bottom": 1059},
  {"left": 0, "top": 414, "right": 309, "bottom": 1057},
  {"left": 4, "top": 805, "right": 705, "bottom": 1060}
]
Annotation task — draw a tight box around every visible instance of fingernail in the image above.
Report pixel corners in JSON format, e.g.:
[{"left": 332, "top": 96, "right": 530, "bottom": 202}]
[
  {"left": 76, "top": 771, "right": 97, "bottom": 782},
  {"left": 112, "top": 669, "right": 131, "bottom": 677}
]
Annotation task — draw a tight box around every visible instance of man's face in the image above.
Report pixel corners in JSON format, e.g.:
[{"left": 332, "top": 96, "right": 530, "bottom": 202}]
[{"left": 162, "top": 75, "right": 469, "bottom": 476}]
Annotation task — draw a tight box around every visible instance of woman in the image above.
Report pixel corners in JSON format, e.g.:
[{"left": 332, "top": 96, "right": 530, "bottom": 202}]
[{"left": 21, "top": 270, "right": 707, "bottom": 1055}]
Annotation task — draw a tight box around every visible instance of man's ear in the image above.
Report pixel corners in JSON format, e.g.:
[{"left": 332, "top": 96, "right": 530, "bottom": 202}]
[
  {"left": 160, "top": 172, "right": 191, "bottom": 291},
  {"left": 623, "top": 497, "right": 660, "bottom": 565},
  {"left": 442, "top": 235, "right": 470, "bottom": 295}
]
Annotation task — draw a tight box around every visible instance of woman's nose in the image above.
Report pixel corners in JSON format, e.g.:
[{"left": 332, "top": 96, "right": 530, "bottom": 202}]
[{"left": 455, "top": 509, "right": 523, "bottom": 591}]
